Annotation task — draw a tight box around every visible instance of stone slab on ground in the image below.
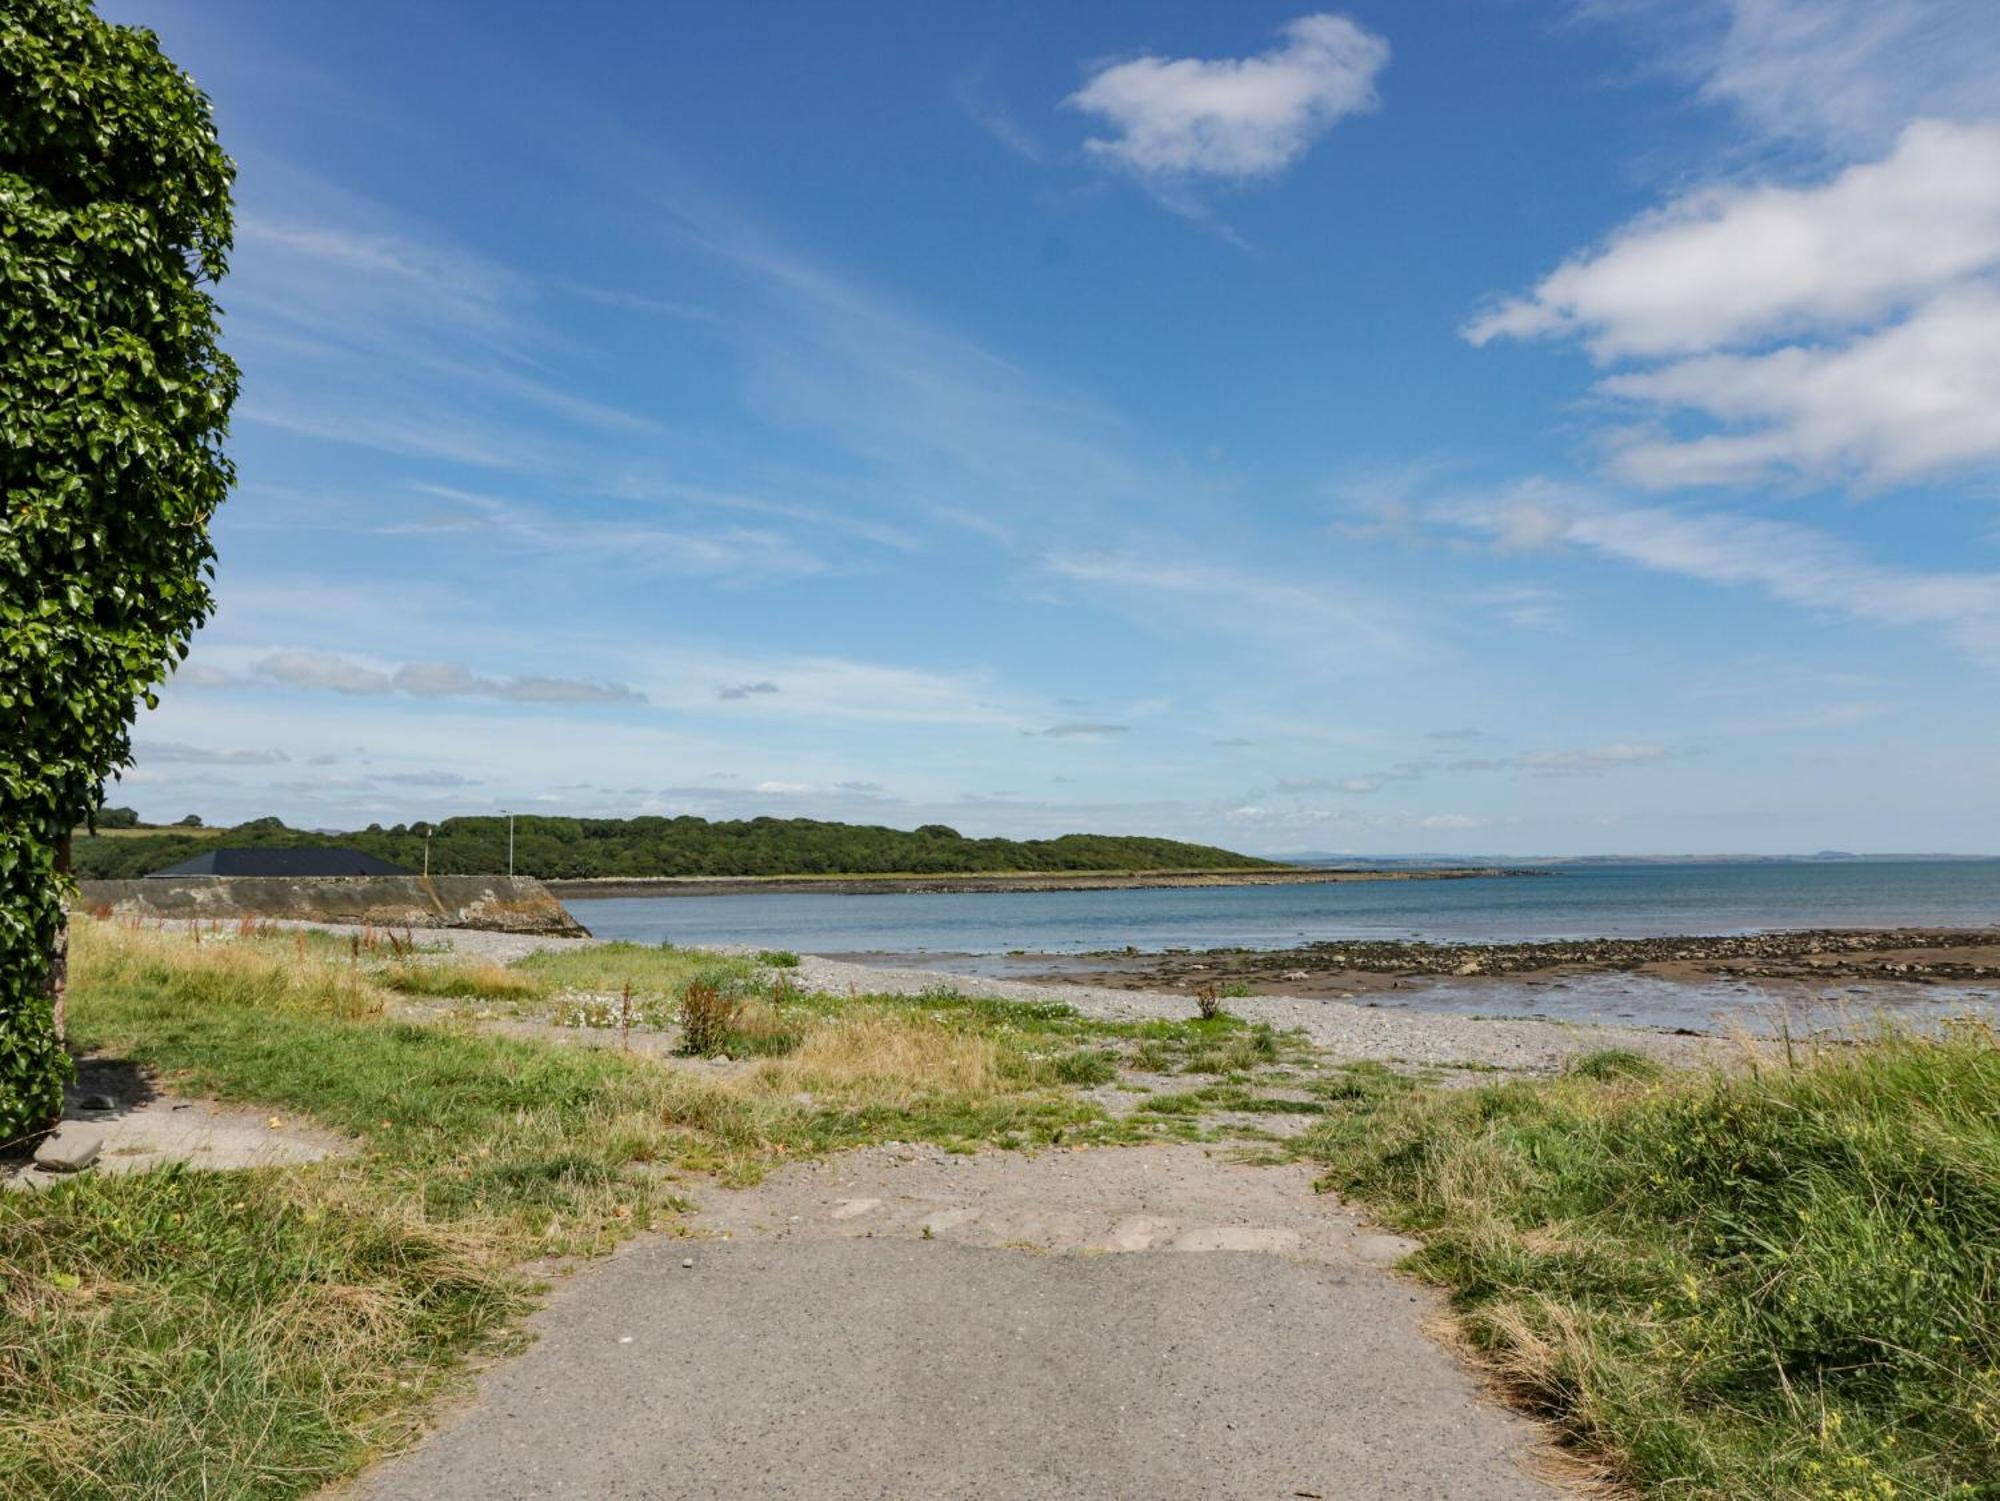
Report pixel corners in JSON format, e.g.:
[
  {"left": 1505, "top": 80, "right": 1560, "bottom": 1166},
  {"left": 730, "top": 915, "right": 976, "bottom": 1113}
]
[
  {"left": 358, "top": 1145, "right": 1567, "bottom": 1500},
  {"left": 31, "top": 1123, "right": 104, "bottom": 1173}
]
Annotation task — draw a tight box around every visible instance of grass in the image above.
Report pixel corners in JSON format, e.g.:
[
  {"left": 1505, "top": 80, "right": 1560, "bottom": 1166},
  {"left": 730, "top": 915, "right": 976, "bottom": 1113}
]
[
  {"left": 1, "top": 920, "right": 1264, "bottom": 1497},
  {"left": 43, "top": 922, "right": 1987, "bottom": 1499},
  {"left": 509, "top": 940, "right": 761, "bottom": 1002},
  {"left": 1302, "top": 1024, "right": 2000, "bottom": 1500}
]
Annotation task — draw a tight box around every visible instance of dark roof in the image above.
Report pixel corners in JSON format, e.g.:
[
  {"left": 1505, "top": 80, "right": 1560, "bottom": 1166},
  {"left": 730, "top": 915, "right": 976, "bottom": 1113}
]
[{"left": 146, "top": 847, "right": 417, "bottom": 878}]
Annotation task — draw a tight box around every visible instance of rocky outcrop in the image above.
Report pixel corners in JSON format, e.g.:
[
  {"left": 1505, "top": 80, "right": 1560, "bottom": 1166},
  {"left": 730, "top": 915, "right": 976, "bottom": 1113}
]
[{"left": 75, "top": 875, "right": 589, "bottom": 936}]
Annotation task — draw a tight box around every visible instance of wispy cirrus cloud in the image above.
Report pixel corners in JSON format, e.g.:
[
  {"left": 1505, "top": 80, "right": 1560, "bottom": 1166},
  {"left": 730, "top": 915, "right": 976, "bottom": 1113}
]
[
  {"left": 1041, "top": 550, "right": 1422, "bottom": 668},
  {"left": 1589, "top": 0, "right": 2000, "bottom": 153},
  {"left": 383, "top": 486, "right": 829, "bottom": 582},
  {"left": 1435, "top": 483, "right": 2000, "bottom": 662},
  {"left": 1265, "top": 741, "right": 1678, "bottom": 797},
  {"left": 133, "top": 741, "right": 290, "bottom": 767}
]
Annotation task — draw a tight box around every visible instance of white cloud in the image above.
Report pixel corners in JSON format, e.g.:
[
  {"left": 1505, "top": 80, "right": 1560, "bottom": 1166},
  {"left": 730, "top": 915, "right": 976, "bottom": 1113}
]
[
  {"left": 1469, "top": 119, "right": 2000, "bottom": 489},
  {"left": 1467, "top": 120, "right": 2000, "bottom": 359},
  {"left": 1602, "top": 284, "right": 2000, "bottom": 488},
  {"left": 1065, "top": 13, "right": 1387, "bottom": 181}
]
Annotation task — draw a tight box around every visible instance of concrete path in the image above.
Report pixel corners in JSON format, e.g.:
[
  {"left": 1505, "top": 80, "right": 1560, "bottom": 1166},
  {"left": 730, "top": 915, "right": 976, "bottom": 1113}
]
[
  {"left": 357, "top": 1146, "right": 1564, "bottom": 1500},
  {"left": 2, "top": 1058, "right": 348, "bottom": 1191}
]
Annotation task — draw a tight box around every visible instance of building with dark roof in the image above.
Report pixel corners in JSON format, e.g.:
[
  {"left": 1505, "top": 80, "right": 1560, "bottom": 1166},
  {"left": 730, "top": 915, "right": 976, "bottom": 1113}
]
[{"left": 145, "top": 847, "right": 418, "bottom": 878}]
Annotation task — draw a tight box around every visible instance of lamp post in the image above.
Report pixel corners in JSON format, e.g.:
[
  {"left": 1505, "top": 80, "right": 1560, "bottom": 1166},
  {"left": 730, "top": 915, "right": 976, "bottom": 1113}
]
[
  {"left": 507, "top": 811, "right": 515, "bottom": 877},
  {"left": 423, "top": 826, "right": 432, "bottom": 877}
]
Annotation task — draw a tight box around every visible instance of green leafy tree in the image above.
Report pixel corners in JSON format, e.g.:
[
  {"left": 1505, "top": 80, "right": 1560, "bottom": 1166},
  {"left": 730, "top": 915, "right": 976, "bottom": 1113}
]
[{"left": 1, "top": 0, "right": 236, "bottom": 1144}]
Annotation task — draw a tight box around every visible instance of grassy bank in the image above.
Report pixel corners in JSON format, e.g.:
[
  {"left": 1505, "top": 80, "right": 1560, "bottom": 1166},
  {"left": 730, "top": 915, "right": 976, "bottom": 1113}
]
[
  {"left": 0, "top": 920, "right": 1259, "bottom": 1497},
  {"left": 1305, "top": 1033, "right": 2000, "bottom": 1499}
]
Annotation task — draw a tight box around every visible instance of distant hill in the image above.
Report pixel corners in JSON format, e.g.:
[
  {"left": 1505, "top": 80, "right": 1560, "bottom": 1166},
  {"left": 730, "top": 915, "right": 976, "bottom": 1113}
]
[{"left": 70, "top": 813, "right": 1279, "bottom": 881}]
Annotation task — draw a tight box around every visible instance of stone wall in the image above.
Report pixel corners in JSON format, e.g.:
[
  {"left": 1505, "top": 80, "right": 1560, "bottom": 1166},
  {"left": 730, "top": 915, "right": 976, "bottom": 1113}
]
[{"left": 75, "top": 875, "right": 590, "bottom": 937}]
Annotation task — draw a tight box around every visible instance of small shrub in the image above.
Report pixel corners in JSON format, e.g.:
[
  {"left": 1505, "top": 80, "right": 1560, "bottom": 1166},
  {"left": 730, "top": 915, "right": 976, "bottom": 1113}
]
[
  {"left": 678, "top": 981, "right": 739, "bottom": 1057},
  {"left": 1193, "top": 984, "right": 1224, "bottom": 1021},
  {"left": 1564, "top": 1047, "right": 1662, "bottom": 1082},
  {"left": 756, "top": 949, "right": 801, "bottom": 969}
]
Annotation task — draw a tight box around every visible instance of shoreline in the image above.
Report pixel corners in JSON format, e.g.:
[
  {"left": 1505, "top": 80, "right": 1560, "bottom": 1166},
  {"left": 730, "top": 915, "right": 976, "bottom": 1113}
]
[
  {"left": 548, "top": 866, "right": 1536, "bottom": 899},
  {"left": 833, "top": 926, "right": 2000, "bottom": 999}
]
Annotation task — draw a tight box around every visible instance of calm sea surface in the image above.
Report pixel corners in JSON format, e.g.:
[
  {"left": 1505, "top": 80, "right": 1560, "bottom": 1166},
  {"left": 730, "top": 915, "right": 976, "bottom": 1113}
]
[{"left": 565, "top": 860, "right": 2000, "bottom": 954}]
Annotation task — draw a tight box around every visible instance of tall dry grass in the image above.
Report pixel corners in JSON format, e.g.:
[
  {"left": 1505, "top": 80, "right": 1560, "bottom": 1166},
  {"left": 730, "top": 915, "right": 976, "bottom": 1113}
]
[
  {"left": 70, "top": 919, "right": 386, "bottom": 1020},
  {"left": 748, "top": 1010, "right": 1020, "bottom": 1108}
]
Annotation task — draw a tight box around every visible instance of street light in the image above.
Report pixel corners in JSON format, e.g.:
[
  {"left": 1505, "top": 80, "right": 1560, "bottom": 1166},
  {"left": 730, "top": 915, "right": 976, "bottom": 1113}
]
[{"left": 507, "top": 810, "right": 515, "bottom": 877}]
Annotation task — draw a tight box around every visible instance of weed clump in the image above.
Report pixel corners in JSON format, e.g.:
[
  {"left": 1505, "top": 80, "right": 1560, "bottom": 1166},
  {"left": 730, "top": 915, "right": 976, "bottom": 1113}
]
[
  {"left": 677, "top": 981, "right": 740, "bottom": 1057},
  {"left": 1047, "top": 1048, "right": 1118, "bottom": 1087}
]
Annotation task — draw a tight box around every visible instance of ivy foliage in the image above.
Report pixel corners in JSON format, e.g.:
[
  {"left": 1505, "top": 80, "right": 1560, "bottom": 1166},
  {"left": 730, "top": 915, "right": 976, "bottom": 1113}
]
[{"left": 1, "top": 0, "right": 236, "bottom": 1143}]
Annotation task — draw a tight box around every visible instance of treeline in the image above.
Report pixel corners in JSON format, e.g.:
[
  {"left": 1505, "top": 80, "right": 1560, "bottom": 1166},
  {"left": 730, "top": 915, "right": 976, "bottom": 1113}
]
[{"left": 71, "top": 814, "right": 1276, "bottom": 881}]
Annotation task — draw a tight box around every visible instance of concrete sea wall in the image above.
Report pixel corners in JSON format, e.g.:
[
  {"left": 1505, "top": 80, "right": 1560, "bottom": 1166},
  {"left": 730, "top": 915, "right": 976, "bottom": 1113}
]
[{"left": 76, "top": 875, "right": 590, "bottom": 937}]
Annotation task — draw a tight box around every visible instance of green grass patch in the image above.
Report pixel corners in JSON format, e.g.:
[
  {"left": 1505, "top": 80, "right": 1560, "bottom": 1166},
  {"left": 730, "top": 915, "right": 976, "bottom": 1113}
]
[
  {"left": 1, "top": 921, "right": 1142, "bottom": 1498},
  {"left": 1303, "top": 1026, "right": 2000, "bottom": 1499},
  {"left": 508, "top": 941, "right": 761, "bottom": 1001},
  {"left": 1563, "top": 1046, "right": 1665, "bottom": 1083}
]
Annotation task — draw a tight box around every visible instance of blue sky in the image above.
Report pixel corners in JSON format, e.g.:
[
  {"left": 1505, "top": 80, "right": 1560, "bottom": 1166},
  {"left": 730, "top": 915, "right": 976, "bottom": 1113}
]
[{"left": 102, "top": 0, "right": 2000, "bottom": 855}]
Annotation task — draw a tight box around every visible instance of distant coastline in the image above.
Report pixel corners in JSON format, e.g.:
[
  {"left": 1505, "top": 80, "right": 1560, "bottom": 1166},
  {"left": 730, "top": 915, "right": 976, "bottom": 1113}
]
[{"left": 548, "top": 866, "right": 1540, "bottom": 899}]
